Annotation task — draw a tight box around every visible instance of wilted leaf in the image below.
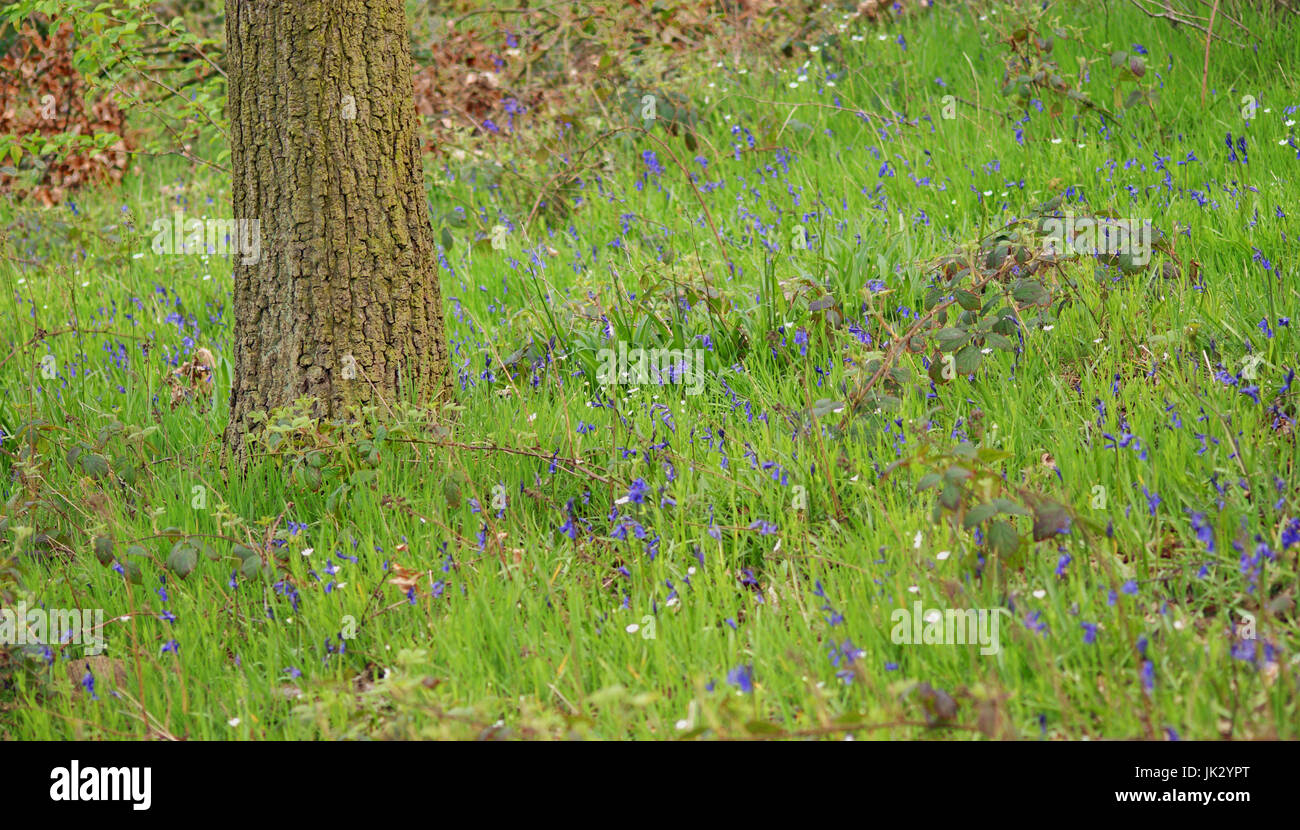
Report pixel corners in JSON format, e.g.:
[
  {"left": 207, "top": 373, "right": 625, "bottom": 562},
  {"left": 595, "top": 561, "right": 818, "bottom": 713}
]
[{"left": 1031, "top": 500, "right": 1071, "bottom": 541}]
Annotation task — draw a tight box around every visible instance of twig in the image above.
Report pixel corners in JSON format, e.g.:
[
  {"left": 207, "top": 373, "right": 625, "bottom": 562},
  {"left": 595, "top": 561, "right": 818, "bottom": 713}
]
[{"left": 1201, "top": 0, "right": 1220, "bottom": 107}]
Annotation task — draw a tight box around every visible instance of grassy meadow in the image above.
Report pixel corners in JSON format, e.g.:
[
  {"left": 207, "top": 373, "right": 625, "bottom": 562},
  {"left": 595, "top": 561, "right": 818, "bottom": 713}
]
[{"left": 1, "top": 0, "right": 1298, "bottom": 739}]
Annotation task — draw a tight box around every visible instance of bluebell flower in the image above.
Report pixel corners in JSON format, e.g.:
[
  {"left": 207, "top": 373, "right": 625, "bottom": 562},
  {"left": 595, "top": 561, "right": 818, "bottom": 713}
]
[
  {"left": 726, "top": 664, "right": 754, "bottom": 694},
  {"left": 1081, "top": 622, "right": 1098, "bottom": 644}
]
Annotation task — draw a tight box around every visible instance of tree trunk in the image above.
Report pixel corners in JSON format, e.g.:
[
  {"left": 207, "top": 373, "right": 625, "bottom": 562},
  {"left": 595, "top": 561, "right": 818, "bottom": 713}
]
[{"left": 223, "top": 0, "right": 449, "bottom": 467}]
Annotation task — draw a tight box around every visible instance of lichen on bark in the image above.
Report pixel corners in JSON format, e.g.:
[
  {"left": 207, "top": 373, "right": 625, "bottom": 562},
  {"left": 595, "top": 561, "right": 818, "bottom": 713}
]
[{"left": 223, "top": 0, "right": 450, "bottom": 469}]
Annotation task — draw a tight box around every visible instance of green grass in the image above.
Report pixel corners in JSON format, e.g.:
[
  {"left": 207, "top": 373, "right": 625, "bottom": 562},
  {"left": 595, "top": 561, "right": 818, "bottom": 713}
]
[{"left": 2, "top": 1, "right": 1298, "bottom": 739}]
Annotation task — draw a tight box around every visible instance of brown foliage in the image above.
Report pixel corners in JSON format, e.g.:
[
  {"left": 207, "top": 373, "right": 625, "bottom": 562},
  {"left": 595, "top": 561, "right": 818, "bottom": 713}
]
[{"left": 0, "top": 21, "right": 131, "bottom": 206}]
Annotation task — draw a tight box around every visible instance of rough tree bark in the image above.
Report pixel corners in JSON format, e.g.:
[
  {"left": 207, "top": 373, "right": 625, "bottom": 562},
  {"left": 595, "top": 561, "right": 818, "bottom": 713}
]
[{"left": 223, "top": 0, "right": 450, "bottom": 467}]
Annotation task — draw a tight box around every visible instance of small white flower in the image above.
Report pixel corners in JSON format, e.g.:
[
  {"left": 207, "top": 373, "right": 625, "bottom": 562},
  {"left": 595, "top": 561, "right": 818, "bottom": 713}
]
[
  {"left": 228, "top": 717, "right": 241, "bottom": 727},
  {"left": 936, "top": 550, "right": 951, "bottom": 561},
  {"left": 626, "top": 623, "right": 640, "bottom": 634},
  {"left": 1032, "top": 589, "right": 1046, "bottom": 599}
]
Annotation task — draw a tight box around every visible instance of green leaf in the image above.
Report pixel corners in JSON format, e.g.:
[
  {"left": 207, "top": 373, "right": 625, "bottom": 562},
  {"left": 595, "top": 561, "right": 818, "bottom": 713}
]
[
  {"left": 982, "top": 332, "right": 1014, "bottom": 351},
  {"left": 744, "top": 719, "right": 783, "bottom": 736},
  {"left": 121, "top": 552, "right": 144, "bottom": 585},
  {"left": 935, "top": 327, "right": 970, "bottom": 352},
  {"left": 887, "top": 366, "right": 912, "bottom": 385},
  {"left": 928, "top": 354, "right": 951, "bottom": 385},
  {"left": 1012, "top": 279, "right": 1050, "bottom": 307},
  {"left": 954, "top": 344, "right": 982, "bottom": 375},
  {"left": 166, "top": 541, "right": 198, "bottom": 579},
  {"left": 1116, "top": 251, "right": 1146, "bottom": 274},
  {"left": 92, "top": 535, "right": 114, "bottom": 565},
  {"left": 963, "top": 503, "right": 998, "bottom": 529},
  {"left": 80, "top": 453, "right": 110, "bottom": 478},
  {"left": 985, "top": 243, "right": 1011, "bottom": 270},
  {"left": 992, "top": 497, "right": 1032, "bottom": 517},
  {"left": 916, "top": 472, "right": 942, "bottom": 492},
  {"left": 943, "top": 465, "right": 972, "bottom": 484},
  {"left": 939, "top": 482, "right": 962, "bottom": 511},
  {"left": 810, "top": 398, "right": 845, "bottom": 418},
  {"left": 443, "top": 476, "right": 463, "bottom": 509},
  {"left": 955, "top": 289, "right": 982, "bottom": 311},
  {"left": 988, "top": 520, "right": 1020, "bottom": 557},
  {"left": 241, "top": 554, "right": 264, "bottom": 579}
]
